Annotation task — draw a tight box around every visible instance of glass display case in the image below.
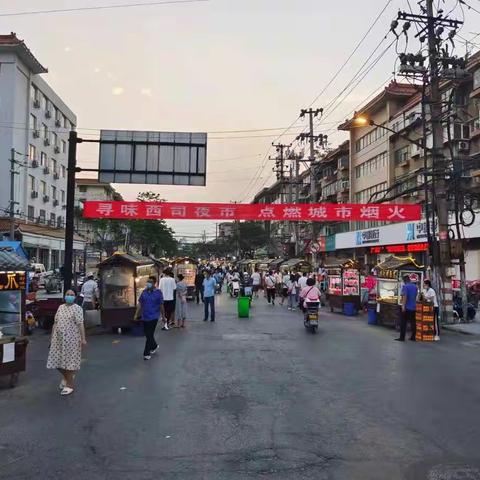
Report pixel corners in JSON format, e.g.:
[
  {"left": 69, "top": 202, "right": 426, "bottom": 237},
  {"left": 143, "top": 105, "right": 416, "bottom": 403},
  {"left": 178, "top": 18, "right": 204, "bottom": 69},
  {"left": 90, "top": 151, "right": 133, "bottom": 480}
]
[
  {"left": 97, "top": 253, "right": 158, "bottom": 329},
  {"left": 326, "top": 261, "right": 362, "bottom": 313},
  {"left": 0, "top": 290, "right": 22, "bottom": 337}
]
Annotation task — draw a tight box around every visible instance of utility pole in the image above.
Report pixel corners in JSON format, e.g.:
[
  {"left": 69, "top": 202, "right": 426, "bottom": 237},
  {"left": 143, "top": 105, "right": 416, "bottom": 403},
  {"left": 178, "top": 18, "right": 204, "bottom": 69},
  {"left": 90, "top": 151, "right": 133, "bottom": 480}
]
[
  {"left": 9, "top": 148, "right": 18, "bottom": 241},
  {"left": 297, "top": 108, "right": 326, "bottom": 260},
  {"left": 395, "top": 0, "right": 464, "bottom": 324}
]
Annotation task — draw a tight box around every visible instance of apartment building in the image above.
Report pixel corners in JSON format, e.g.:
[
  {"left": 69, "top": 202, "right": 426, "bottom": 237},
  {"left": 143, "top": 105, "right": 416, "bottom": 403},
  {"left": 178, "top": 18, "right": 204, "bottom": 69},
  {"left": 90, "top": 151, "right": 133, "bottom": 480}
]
[
  {"left": 0, "top": 33, "right": 82, "bottom": 268},
  {"left": 339, "top": 81, "right": 420, "bottom": 229},
  {"left": 75, "top": 178, "right": 123, "bottom": 246}
]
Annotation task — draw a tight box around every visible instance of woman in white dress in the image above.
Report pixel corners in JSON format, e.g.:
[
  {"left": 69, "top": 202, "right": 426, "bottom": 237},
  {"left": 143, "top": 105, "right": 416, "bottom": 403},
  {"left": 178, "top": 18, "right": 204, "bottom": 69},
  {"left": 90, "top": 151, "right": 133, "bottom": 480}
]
[{"left": 46, "top": 290, "right": 87, "bottom": 395}]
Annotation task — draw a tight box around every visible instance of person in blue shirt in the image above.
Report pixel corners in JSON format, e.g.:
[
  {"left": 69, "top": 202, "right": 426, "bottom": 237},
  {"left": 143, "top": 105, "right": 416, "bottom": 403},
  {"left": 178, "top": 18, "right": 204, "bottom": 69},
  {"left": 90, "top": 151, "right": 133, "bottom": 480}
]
[
  {"left": 203, "top": 270, "right": 217, "bottom": 322},
  {"left": 137, "top": 276, "right": 165, "bottom": 360},
  {"left": 396, "top": 275, "right": 418, "bottom": 342}
]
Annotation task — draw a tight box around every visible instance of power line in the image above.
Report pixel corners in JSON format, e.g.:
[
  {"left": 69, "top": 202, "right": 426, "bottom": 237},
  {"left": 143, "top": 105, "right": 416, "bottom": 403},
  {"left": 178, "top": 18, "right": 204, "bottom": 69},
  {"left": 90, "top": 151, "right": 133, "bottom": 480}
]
[{"left": 0, "top": 0, "right": 209, "bottom": 17}]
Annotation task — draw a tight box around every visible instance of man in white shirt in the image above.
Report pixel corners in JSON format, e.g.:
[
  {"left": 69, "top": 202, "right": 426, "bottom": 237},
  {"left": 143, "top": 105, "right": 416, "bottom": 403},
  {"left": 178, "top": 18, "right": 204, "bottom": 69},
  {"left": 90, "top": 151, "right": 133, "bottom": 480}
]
[
  {"left": 264, "top": 270, "right": 276, "bottom": 305},
  {"left": 159, "top": 269, "right": 176, "bottom": 330},
  {"left": 298, "top": 272, "right": 308, "bottom": 290},
  {"left": 81, "top": 273, "right": 98, "bottom": 311},
  {"left": 423, "top": 279, "right": 440, "bottom": 341},
  {"left": 251, "top": 268, "right": 262, "bottom": 298}
]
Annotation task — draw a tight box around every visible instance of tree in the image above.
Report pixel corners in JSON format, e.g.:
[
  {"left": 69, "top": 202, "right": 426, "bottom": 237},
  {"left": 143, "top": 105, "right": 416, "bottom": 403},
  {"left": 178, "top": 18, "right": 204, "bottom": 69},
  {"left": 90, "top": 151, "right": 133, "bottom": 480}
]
[
  {"left": 235, "top": 222, "right": 269, "bottom": 257},
  {"left": 127, "top": 191, "right": 178, "bottom": 257}
]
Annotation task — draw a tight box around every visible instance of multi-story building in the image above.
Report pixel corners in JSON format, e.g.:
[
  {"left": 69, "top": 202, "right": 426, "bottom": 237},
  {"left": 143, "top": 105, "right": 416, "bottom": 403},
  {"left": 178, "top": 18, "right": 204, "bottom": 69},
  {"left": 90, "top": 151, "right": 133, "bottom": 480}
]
[
  {"left": 74, "top": 178, "right": 123, "bottom": 246},
  {"left": 0, "top": 33, "right": 82, "bottom": 268},
  {"left": 339, "top": 81, "right": 420, "bottom": 229},
  {"left": 217, "top": 222, "right": 235, "bottom": 239}
]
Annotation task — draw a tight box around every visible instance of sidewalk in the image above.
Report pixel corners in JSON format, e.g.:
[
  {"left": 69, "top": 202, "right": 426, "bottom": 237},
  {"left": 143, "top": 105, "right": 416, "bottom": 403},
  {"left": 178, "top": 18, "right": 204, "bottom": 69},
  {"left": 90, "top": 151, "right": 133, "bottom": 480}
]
[{"left": 443, "top": 321, "right": 480, "bottom": 335}]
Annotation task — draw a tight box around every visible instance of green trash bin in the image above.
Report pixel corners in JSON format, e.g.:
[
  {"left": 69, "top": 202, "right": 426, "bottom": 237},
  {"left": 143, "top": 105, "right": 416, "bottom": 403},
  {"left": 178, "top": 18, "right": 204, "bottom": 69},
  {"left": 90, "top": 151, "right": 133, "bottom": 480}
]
[{"left": 238, "top": 297, "right": 250, "bottom": 318}]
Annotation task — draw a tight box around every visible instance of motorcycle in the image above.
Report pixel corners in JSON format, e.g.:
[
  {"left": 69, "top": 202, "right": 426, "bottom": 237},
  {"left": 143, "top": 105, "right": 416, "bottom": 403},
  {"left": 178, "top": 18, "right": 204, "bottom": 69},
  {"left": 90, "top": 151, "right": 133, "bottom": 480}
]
[
  {"left": 230, "top": 280, "right": 240, "bottom": 298},
  {"left": 303, "top": 301, "right": 320, "bottom": 334}
]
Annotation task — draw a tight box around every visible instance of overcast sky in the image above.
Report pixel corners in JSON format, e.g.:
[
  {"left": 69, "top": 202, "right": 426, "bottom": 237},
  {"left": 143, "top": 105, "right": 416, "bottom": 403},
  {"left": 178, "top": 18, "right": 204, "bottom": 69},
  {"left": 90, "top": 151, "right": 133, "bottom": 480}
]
[{"left": 3, "top": 0, "right": 478, "bottom": 238}]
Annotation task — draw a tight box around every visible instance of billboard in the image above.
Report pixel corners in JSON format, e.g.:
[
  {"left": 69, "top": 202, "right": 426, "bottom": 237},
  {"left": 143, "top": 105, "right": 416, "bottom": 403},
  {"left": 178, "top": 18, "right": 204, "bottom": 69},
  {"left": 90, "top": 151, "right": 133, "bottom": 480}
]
[
  {"left": 83, "top": 201, "right": 422, "bottom": 222},
  {"left": 98, "top": 130, "right": 207, "bottom": 186}
]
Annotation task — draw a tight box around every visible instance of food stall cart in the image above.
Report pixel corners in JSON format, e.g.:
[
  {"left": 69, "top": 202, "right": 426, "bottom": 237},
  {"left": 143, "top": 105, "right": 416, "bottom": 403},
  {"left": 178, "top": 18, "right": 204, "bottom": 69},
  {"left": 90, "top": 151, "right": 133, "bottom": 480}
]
[
  {"left": 325, "top": 259, "right": 362, "bottom": 313},
  {"left": 268, "top": 258, "right": 287, "bottom": 272},
  {"left": 172, "top": 257, "right": 198, "bottom": 299},
  {"left": 0, "top": 249, "right": 29, "bottom": 387},
  {"left": 375, "top": 256, "right": 424, "bottom": 328},
  {"left": 97, "top": 253, "right": 158, "bottom": 329},
  {"left": 279, "top": 258, "right": 312, "bottom": 274}
]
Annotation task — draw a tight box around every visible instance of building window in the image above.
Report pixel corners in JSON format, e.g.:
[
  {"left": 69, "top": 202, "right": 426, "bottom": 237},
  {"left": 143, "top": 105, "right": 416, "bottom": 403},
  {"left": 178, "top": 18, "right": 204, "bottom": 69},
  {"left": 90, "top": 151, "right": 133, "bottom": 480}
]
[
  {"left": 79, "top": 185, "right": 87, "bottom": 193},
  {"left": 61, "top": 165, "right": 67, "bottom": 178},
  {"left": 30, "top": 85, "right": 39, "bottom": 103},
  {"left": 41, "top": 94, "right": 48, "bottom": 110},
  {"left": 394, "top": 146, "right": 410, "bottom": 166},
  {"left": 61, "top": 190, "right": 65, "bottom": 203},
  {"left": 61, "top": 140, "right": 66, "bottom": 153},
  {"left": 51, "top": 159, "right": 57, "bottom": 174},
  {"left": 42, "top": 123, "right": 48, "bottom": 140},
  {"left": 52, "top": 186, "right": 57, "bottom": 200},
  {"left": 355, "top": 182, "right": 388, "bottom": 204},
  {"left": 40, "top": 152, "right": 47, "bottom": 167},
  {"left": 57, "top": 216, "right": 63, "bottom": 228},
  {"left": 41, "top": 181, "right": 47, "bottom": 196},
  {"left": 29, "top": 114, "right": 37, "bottom": 131},
  {"left": 355, "top": 124, "right": 388, "bottom": 152},
  {"left": 474, "top": 69, "right": 480, "bottom": 90},
  {"left": 355, "top": 151, "right": 388, "bottom": 178},
  {"left": 51, "top": 132, "right": 58, "bottom": 146},
  {"left": 63, "top": 116, "right": 68, "bottom": 129},
  {"left": 28, "top": 144, "right": 36, "bottom": 161},
  {"left": 27, "top": 205, "right": 35, "bottom": 221},
  {"left": 39, "top": 209, "right": 46, "bottom": 223},
  {"left": 50, "top": 213, "right": 56, "bottom": 225},
  {"left": 29, "top": 175, "right": 36, "bottom": 191}
]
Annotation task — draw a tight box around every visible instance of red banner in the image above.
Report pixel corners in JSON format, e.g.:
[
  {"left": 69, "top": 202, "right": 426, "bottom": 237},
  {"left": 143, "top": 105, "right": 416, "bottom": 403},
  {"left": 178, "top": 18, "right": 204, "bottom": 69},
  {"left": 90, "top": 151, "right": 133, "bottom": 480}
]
[{"left": 83, "top": 201, "right": 421, "bottom": 222}]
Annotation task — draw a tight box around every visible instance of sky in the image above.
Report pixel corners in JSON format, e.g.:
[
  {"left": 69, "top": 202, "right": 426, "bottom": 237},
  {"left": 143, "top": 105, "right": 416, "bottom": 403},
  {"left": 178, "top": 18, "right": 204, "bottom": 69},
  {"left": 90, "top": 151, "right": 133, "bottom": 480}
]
[{"left": 2, "top": 0, "right": 479, "bottom": 239}]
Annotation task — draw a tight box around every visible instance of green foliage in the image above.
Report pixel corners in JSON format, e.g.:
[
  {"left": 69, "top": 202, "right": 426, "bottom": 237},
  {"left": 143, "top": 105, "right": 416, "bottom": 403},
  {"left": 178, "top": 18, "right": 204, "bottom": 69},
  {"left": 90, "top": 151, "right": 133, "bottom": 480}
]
[
  {"left": 127, "top": 191, "right": 178, "bottom": 257},
  {"left": 236, "top": 222, "right": 269, "bottom": 256}
]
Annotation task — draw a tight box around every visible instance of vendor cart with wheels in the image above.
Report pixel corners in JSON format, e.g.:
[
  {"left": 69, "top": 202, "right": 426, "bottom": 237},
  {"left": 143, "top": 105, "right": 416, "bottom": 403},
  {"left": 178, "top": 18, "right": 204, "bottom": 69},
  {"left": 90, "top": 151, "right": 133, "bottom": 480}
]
[{"left": 0, "top": 336, "right": 28, "bottom": 387}]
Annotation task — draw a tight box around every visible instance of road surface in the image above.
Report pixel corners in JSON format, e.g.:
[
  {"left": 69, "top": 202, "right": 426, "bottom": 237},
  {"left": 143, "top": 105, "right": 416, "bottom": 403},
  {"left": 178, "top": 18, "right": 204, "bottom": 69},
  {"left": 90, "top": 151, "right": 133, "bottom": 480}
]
[{"left": 1, "top": 292, "right": 480, "bottom": 479}]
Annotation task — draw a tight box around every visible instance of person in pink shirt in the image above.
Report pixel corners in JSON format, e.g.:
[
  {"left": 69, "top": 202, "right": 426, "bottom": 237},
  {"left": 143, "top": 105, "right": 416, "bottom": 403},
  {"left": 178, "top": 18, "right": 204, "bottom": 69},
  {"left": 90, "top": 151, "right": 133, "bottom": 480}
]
[{"left": 300, "top": 278, "right": 321, "bottom": 311}]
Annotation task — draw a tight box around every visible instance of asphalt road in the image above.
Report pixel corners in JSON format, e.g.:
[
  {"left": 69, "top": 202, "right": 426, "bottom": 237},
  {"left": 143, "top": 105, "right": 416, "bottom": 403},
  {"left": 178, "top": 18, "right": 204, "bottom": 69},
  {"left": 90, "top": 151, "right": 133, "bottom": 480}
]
[{"left": 1, "top": 292, "right": 480, "bottom": 480}]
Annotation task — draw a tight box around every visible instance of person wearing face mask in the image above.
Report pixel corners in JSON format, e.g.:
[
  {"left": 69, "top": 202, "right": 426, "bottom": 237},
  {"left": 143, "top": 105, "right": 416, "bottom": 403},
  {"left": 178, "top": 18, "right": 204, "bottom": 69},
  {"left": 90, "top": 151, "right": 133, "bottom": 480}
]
[
  {"left": 136, "top": 276, "right": 165, "bottom": 360},
  {"left": 46, "top": 289, "right": 86, "bottom": 396}
]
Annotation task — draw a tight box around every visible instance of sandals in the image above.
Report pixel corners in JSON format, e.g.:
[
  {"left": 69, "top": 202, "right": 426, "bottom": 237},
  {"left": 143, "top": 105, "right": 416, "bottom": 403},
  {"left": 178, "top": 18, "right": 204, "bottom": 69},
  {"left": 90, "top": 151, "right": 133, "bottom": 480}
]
[{"left": 60, "top": 387, "right": 74, "bottom": 396}]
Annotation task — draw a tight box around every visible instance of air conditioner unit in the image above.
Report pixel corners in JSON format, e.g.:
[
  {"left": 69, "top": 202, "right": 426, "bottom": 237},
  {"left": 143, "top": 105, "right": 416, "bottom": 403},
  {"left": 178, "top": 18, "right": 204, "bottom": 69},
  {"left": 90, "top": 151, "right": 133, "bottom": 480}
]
[
  {"left": 32, "top": 130, "right": 40, "bottom": 138},
  {"left": 411, "top": 143, "right": 423, "bottom": 157},
  {"left": 53, "top": 199, "right": 59, "bottom": 207},
  {"left": 411, "top": 190, "right": 419, "bottom": 197},
  {"left": 33, "top": 99, "right": 40, "bottom": 108},
  {"left": 55, "top": 119, "right": 61, "bottom": 127},
  {"left": 45, "top": 110, "right": 52, "bottom": 118},
  {"left": 458, "top": 140, "right": 470, "bottom": 152},
  {"left": 44, "top": 138, "right": 50, "bottom": 146},
  {"left": 43, "top": 195, "right": 50, "bottom": 203},
  {"left": 31, "top": 160, "right": 39, "bottom": 168},
  {"left": 43, "top": 167, "right": 50, "bottom": 174},
  {"left": 53, "top": 172, "right": 59, "bottom": 180},
  {"left": 54, "top": 146, "right": 60, "bottom": 154},
  {"left": 31, "top": 191, "right": 38, "bottom": 199},
  {"left": 399, "top": 158, "right": 410, "bottom": 167}
]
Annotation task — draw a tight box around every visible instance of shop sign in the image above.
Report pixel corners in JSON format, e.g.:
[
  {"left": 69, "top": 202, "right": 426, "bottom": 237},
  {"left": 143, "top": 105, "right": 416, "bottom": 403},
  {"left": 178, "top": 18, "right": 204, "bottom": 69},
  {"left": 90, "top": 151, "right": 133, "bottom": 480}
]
[
  {"left": 355, "top": 229, "right": 380, "bottom": 246},
  {"left": 326, "top": 235, "right": 336, "bottom": 252},
  {"left": 369, "top": 242, "right": 429, "bottom": 254},
  {"left": 0, "top": 272, "right": 26, "bottom": 290}
]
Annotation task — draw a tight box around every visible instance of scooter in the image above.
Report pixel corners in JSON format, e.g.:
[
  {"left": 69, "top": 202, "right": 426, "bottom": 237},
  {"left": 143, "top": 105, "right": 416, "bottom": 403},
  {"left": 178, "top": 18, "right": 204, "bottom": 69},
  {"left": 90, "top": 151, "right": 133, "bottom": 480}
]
[
  {"left": 304, "top": 301, "right": 320, "bottom": 334},
  {"left": 230, "top": 280, "right": 240, "bottom": 298}
]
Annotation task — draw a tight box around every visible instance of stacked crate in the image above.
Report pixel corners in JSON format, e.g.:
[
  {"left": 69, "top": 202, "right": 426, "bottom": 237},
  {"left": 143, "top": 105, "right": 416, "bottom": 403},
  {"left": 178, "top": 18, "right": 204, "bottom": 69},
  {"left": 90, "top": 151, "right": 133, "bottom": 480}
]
[{"left": 415, "top": 302, "right": 435, "bottom": 341}]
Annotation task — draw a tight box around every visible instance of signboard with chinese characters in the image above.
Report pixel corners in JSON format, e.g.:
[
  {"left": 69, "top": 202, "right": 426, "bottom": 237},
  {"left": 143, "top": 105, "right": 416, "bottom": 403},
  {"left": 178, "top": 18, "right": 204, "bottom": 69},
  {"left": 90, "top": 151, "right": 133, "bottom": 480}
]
[
  {"left": 83, "top": 201, "right": 422, "bottom": 222},
  {"left": 369, "top": 243, "right": 429, "bottom": 254},
  {"left": 98, "top": 130, "right": 207, "bottom": 186},
  {"left": 0, "top": 272, "right": 26, "bottom": 291},
  {"left": 355, "top": 229, "right": 380, "bottom": 246}
]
